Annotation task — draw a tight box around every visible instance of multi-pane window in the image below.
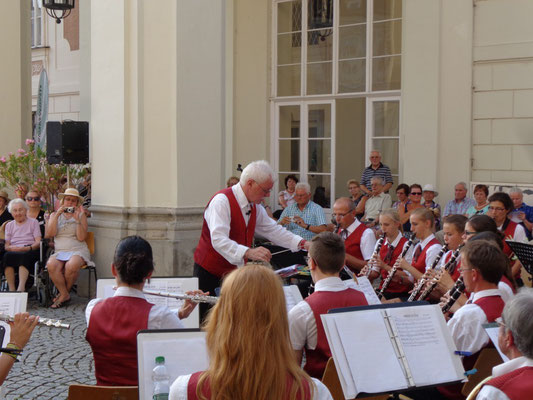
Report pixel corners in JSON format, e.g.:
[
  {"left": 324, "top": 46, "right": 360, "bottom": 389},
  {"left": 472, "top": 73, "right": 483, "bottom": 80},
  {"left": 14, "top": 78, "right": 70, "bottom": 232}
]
[{"left": 31, "top": 0, "right": 44, "bottom": 47}]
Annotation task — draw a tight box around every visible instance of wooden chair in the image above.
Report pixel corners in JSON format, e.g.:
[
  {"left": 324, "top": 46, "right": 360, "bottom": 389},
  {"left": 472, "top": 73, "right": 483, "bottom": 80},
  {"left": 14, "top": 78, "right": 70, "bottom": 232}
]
[
  {"left": 80, "top": 231, "right": 97, "bottom": 298},
  {"left": 321, "top": 358, "right": 390, "bottom": 400},
  {"left": 461, "top": 348, "right": 502, "bottom": 396},
  {"left": 68, "top": 384, "right": 138, "bottom": 400}
]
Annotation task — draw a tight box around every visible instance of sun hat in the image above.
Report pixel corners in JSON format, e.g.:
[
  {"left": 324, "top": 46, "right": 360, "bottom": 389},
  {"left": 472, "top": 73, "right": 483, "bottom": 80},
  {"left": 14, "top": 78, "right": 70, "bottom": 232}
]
[
  {"left": 0, "top": 190, "right": 10, "bottom": 202},
  {"left": 58, "top": 187, "right": 84, "bottom": 202},
  {"left": 422, "top": 184, "right": 439, "bottom": 197}
]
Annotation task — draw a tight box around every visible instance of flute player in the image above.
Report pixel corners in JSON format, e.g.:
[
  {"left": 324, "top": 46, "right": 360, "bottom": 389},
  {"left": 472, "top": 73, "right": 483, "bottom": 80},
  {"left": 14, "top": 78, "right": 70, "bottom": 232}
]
[
  {"left": 193, "top": 160, "right": 310, "bottom": 320},
  {"left": 85, "top": 236, "right": 204, "bottom": 386}
]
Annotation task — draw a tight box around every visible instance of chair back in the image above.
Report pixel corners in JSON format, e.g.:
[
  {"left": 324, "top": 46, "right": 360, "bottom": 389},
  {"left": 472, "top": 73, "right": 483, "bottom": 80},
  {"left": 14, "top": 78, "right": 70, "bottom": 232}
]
[
  {"left": 0, "top": 221, "right": 8, "bottom": 240},
  {"left": 68, "top": 384, "right": 138, "bottom": 400},
  {"left": 461, "top": 348, "right": 502, "bottom": 396},
  {"left": 466, "top": 375, "right": 492, "bottom": 400},
  {"left": 85, "top": 231, "right": 95, "bottom": 254}
]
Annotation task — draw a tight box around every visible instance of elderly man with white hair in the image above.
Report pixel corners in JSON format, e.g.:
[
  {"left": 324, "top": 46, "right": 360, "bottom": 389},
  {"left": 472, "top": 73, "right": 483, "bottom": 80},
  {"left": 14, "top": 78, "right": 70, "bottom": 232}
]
[
  {"left": 194, "top": 160, "right": 309, "bottom": 319},
  {"left": 355, "top": 176, "right": 392, "bottom": 227},
  {"left": 360, "top": 150, "right": 393, "bottom": 194},
  {"left": 509, "top": 187, "right": 533, "bottom": 240},
  {"left": 279, "top": 182, "right": 328, "bottom": 241},
  {"left": 443, "top": 181, "right": 476, "bottom": 217}
]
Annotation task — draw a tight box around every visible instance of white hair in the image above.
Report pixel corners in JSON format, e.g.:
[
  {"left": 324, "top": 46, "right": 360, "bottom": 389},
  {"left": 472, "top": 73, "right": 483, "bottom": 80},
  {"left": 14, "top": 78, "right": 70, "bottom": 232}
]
[
  {"left": 456, "top": 181, "right": 467, "bottom": 190},
  {"left": 239, "top": 160, "right": 274, "bottom": 185},
  {"left": 503, "top": 288, "right": 533, "bottom": 358},
  {"left": 371, "top": 176, "right": 384, "bottom": 185},
  {"left": 7, "top": 198, "right": 29, "bottom": 213},
  {"left": 509, "top": 187, "right": 523, "bottom": 196},
  {"left": 295, "top": 182, "right": 311, "bottom": 194}
]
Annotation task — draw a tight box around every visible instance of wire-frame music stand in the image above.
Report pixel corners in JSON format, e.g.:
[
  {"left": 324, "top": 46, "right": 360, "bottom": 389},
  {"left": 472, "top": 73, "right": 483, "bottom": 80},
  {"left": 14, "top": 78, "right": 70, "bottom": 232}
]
[{"left": 506, "top": 241, "right": 533, "bottom": 275}]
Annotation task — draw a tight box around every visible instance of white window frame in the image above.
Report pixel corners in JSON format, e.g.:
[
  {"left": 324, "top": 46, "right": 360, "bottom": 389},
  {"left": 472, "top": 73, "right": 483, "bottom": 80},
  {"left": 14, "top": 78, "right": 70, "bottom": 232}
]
[{"left": 31, "top": 0, "right": 46, "bottom": 48}]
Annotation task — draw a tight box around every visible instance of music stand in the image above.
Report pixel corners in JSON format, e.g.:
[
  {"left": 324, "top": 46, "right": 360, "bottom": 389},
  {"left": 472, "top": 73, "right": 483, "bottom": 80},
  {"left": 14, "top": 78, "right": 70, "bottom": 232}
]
[{"left": 506, "top": 241, "right": 533, "bottom": 275}]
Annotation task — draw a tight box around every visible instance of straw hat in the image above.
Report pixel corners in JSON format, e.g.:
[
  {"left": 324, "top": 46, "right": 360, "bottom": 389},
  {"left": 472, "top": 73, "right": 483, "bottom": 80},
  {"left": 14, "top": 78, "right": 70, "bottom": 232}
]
[
  {"left": 0, "top": 190, "right": 10, "bottom": 203},
  {"left": 422, "top": 184, "right": 439, "bottom": 197},
  {"left": 58, "top": 187, "right": 84, "bottom": 202}
]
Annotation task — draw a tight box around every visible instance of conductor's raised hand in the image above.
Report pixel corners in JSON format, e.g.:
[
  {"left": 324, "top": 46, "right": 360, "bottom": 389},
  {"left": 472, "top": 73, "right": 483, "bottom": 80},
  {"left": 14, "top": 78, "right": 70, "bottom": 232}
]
[
  {"left": 178, "top": 290, "right": 207, "bottom": 320},
  {"left": 9, "top": 312, "right": 39, "bottom": 349},
  {"left": 245, "top": 247, "right": 272, "bottom": 262}
]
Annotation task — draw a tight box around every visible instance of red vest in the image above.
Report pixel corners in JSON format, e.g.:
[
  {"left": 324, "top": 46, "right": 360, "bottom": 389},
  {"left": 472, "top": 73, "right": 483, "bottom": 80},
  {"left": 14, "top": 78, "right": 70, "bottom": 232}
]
[
  {"left": 304, "top": 288, "right": 368, "bottom": 378},
  {"left": 194, "top": 188, "right": 257, "bottom": 278},
  {"left": 379, "top": 237, "right": 410, "bottom": 293},
  {"left": 485, "top": 366, "right": 533, "bottom": 400},
  {"left": 343, "top": 223, "right": 369, "bottom": 272},
  {"left": 86, "top": 296, "right": 153, "bottom": 386},
  {"left": 502, "top": 220, "right": 518, "bottom": 257},
  {"left": 411, "top": 238, "right": 441, "bottom": 274},
  {"left": 443, "top": 251, "right": 462, "bottom": 282},
  {"left": 186, "top": 371, "right": 312, "bottom": 400}
]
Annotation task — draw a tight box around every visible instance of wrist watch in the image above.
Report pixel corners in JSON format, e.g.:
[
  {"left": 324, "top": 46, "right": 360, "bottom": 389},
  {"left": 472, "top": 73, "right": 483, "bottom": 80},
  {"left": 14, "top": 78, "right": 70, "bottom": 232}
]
[{"left": 306, "top": 224, "right": 310, "bottom": 230}]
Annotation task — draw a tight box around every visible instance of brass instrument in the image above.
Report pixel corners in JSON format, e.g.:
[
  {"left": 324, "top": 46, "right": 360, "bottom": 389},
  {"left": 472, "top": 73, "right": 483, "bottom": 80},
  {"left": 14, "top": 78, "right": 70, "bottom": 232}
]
[
  {"left": 143, "top": 289, "right": 218, "bottom": 305},
  {"left": 0, "top": 313, "right": 70, "bottom": 329},
  {"left": 407, "top": 245, "right": 448, "bottom": 302},
  {"left": 376, "top": 235, "right": 414, "bottom": 300},
  {"left": 441, "top": 277, "right": 466, "bottom": 313},
  {"left": 417, "top": 245, "right": 463, "bottom": 301}
]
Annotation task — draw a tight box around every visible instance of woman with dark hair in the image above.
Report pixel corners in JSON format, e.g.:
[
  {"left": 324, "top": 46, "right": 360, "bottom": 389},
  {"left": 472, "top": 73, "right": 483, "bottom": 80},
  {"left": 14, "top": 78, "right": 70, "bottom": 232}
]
[
  {"left": 392, "top": 184, "right": 410, "bottom": 210},
  {"left": 85, "top": 236, "right": 202, "bottom": 386},
  {"left": 399, "top": 183, "right": 425, "bottom": 234},
  {"left": 169, "top": 264, "right": 332, "bottom": 399},
  {"left": 465, "top": 184, "right": 490, "bottom": 217},
  {"left": 275, "top": 174, "right": 299, "bottom": 219}
]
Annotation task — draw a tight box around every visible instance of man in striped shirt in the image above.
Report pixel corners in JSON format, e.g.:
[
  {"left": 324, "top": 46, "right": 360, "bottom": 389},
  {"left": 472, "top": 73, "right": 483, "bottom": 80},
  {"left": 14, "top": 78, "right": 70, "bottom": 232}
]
[
  {"left": 360, "top": 151, "right": 393, "bottom": 194},
  {"left": 443, "top": 181, "right": 476, "bottom": 217}
]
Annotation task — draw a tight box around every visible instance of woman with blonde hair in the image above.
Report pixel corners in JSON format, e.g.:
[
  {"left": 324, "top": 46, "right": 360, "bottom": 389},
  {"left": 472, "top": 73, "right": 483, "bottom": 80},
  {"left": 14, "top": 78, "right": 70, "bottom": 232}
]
[{"left": 169, "top": 264, "right": 332, "bottom": 400}]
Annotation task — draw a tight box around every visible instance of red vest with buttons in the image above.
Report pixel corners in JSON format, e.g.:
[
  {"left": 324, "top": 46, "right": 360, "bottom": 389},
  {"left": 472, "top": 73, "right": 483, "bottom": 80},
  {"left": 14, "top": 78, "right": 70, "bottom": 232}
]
[
  {"left": 194, "top": 188, "right": 256, "bottom": 278},
  {"left": 86, "top": 296, "right": 153, "bottom": 386},
  {"left": 304, "top": 288, "right": 368, "bottom": 379},
  {"left": 484, "top": 366, "right": 533, "bottom": 400},
  {"left": 186, "top": 371, "right": 312, "bottom": 400},
  {"left": 411, "top": 238, "right": 441, "bottom": 274},
  {"left": 379, "top": 237, "right": 410, "bottom": 293},
  {"left": 342, "top": 223, "right": 369, "bottom": 272}
]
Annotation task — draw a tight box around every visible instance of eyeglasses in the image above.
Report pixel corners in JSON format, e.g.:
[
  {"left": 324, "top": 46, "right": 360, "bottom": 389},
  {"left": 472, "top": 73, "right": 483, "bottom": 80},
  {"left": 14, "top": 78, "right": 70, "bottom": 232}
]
[
  {"left": 458, "top": 267, "right": 474, "bottom": 273},
  {"left": 304, "top": 255, "right": 311, "bottom": 264},
  {"left": 332, "top": 211, "right": 352, "bottom": 218},
  {"left": 464, "top": 230, "right": 477, "bottom": 236},
  {"left": 25, "top": 197, "right": 40, "bottom": 201},
  {"left": 495, "top": 317, "right": 506, "bottom": 329},
  {"left": 411, "top": 192, "right": 422, "bottom": 195},
  {"left": 254, "top": 181, "right": 272, "bottom": 194},
  {"left": 488, "top": 206, "right": 506, "bottom": 212}
]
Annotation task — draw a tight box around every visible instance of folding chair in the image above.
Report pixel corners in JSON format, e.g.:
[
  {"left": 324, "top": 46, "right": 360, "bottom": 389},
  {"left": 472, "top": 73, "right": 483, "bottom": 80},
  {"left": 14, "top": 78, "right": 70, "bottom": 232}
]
[
  {"left": 461, "top": 348, "right": 502, "bottom": 397},
  {"left": 68, "top": 384, "right": 138, "bottom": 400}
]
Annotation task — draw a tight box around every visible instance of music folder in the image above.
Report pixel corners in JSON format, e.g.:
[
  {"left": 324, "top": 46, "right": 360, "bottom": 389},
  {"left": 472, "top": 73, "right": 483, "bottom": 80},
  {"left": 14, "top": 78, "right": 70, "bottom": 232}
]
[{"left": 322, "top": 302, "right": 465, "bottom": 399}]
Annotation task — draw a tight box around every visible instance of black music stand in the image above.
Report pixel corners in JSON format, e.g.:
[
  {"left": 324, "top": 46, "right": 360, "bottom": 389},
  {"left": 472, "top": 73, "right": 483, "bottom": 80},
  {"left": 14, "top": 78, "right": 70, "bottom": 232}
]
[{"left": 506, "top": 241, "right": 533, "bottom": 275}]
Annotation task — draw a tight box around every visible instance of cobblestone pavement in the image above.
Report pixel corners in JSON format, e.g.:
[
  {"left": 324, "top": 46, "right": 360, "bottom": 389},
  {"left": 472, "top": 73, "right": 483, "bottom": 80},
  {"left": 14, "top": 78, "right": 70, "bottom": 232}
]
[{"left": 4, "top": 294, "right": 95, "bottom": 400}]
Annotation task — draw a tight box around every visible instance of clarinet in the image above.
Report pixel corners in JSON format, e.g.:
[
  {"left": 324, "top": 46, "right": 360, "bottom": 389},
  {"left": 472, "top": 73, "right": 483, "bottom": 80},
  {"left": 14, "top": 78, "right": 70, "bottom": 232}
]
[
  {"left": 407, "top": 244, "right": 448, "bottom": 302},
  {"left": 363, "top": 235, "right": 385, "bottom": 277},
  {"left": 417, "top": 245, "right": 462, "bottom": 301},
  {"left": 376, "top": 235, "right": 414, "bottom": 300},
  {"left": 441, "top": 277, "right": 465, "bottom": 313}
]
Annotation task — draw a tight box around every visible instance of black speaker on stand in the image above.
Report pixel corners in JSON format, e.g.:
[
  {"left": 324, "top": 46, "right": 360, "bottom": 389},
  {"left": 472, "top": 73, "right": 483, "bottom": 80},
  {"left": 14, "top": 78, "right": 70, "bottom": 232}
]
[{"left": 46, "top": 121, "right": 89, "bottom": 164}]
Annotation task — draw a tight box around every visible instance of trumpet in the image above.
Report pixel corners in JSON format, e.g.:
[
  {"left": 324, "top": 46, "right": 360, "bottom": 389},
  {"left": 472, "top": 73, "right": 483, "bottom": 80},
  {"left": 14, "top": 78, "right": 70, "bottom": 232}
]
[
  {"left": 441, "top": 277, "right": 465, "bottom": 314},
  {"left": 0, "top": 313, "right": 70, "bottom": 329},
  {"left": 376, "top": 234, "right": 415, "bottom": 300},
  {"left": 407, "top": 245, "right": 448, "bottom": 302},
  {"left": 143, "top": 289, "right": 218, "bottom": 305}
]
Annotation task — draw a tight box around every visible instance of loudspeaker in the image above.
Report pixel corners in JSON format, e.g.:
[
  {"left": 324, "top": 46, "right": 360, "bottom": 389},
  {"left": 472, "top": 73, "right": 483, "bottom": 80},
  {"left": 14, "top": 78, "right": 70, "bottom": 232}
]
[{"left": 46, "top": 121, "right": 89, "bottom": 165}]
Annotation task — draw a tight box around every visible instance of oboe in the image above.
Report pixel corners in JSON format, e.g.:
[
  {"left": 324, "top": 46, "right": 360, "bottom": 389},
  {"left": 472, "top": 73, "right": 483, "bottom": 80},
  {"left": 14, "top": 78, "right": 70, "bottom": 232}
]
[
  {"left": 0, "top": 314, "right": 70, "bottom": 329},
  {"left": 417, "top": 245, "right": 462, "bottom": 301},
  {"left": 143, "top": 289, "right": 219, "bottom": 304},
  {"left": 376, "top": 235, "right": 414, "bottom": 300},
  {"left": 407, "top": 244, "right": 448, "bottom": 302},
  {"left": 363, "top": 235, "right": 385, "bottom": 277},
  {"left": 441, "top": 277, "right": 465, "bottom": 313}
]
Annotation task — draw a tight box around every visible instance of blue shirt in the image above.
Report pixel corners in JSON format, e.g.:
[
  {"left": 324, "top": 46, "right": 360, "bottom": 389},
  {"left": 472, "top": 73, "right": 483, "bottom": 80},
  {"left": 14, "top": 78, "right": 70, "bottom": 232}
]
[
  {"left": 514, "top": 203, "right": 533, "bottom": 239},
  {"left": 279, "top": 201, "right": 327, "bottom": 241},
  {"left": 443, "top": 198, "right": 476, "bottom": 217}
]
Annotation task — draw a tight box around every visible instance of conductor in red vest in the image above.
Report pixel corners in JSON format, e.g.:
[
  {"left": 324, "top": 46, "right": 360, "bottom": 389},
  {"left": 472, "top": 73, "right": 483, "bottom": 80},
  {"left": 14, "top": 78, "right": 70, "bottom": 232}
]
[
  {"left": 194, "top": 160, "right": 308, "bottom": 318},
  {"left": 288, "top": 231, "right": 368, "bottom": 379},
  {"left": 474, "top": 288, "right": 533, "bottom": 400}
]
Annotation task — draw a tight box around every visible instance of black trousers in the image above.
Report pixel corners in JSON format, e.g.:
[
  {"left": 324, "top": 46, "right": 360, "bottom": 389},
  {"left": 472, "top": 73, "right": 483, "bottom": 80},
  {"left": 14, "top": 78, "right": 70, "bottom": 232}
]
[{"left": 193, "top": 263, "right": 222, "bottom": 323}]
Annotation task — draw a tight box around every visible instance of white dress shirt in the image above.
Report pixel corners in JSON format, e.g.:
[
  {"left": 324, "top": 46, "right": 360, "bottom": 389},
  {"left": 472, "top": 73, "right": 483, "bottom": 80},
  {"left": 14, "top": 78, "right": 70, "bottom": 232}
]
[
  {"left": 370, "top": 233, "right": 414, "bottom": 272},
  {"left": 204, "top": 184, "right": 303, "bottom": 266},
  {"left": 345, "top": 219, "right": 376, "bottom": 260},
  {"left": 169, "top": 375, "right": 333, "bottom": 400},
  {"left": 476, "top": 356, "right": 533, "bottom": 400},
  {"left": 498, "top": 222, "right": 527, "bottom": 243},
  {"left": 498, "top": 280, "right": 514, "bottom": 304},
  {"left": 86, "top": 286, "right": 184, "bottom": 329},
  {"left": 447, "top": 289, "right": 502, "bottom": 355}
]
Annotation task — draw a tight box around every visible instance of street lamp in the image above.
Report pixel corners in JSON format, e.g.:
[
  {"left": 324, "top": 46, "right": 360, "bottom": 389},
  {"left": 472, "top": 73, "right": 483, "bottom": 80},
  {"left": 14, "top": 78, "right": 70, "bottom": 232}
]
[{"left": 43, "top": 0, "right": 75, "bottom": 24}]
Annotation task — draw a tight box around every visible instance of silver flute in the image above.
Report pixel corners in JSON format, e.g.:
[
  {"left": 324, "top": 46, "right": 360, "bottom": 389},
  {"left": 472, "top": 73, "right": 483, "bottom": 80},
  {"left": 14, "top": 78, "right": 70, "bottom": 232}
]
[
  {"left": 0, "top": 313, "right": 70, "bottom": 329},
  {"left": 143, "top": 289, "right": 218, "bottom": 305}
]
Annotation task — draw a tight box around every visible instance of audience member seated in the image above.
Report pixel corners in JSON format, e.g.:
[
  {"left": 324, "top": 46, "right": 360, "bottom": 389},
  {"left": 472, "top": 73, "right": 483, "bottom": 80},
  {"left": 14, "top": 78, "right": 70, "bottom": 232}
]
[
  {"left": 392, "top": 183, "right": 410, "bottom": 210},
  {"left": 347, "top": 179, "right": 364, "bottom": 210},
  {"left": 25, "top": 190, "right": 46, "bottom": 238},
  {"left": 355, "top": 177, "right": 392, "bottom": 227},
  {"left": 443, "top": 181, "right": 476, "bottom": 217},
  {"left": 360, "top": 151, "right": 393, "bottom": 195},
  {"left": 275, "top": 174, "right": 298, "bottom": 220},
  {"left": 474, "top": 288, "right": 533, "bottom": 400},
  {"left": 332, "top": 197, "right": 376, "bottom": 273},
  {"left": 0, "top": 190, "right": 13, "bottom": 227},
  {"left": 169, "top": 264, "right": 333, "bottom": 400},
  {"left": 508, "top": 187, "right": 533, "bottom": 240},
  {"left": 279, "top": 182, "right": 327, "bottom": 241},
  {"left": 288, "top": 232, "right": 368, "bottom": 379},
  {"left": 312, "top": 186, "right": 328, "bottom": 208},
  {"left": 0, "top": 313, "right": 39, "bottom": 386},
  {"left": 3, "top": 199, "right": 41, "bottom": 292},
  {"left": 399, "top": 183, "right": 424, "bottom": 234},
  {"left": 225, "top": 176, "right": 239, "bottom": 188},
  {"left": 465, "top": 184, "right": 490, "bottom": 217},
  {"left": 422, "top": 184, "right": 442, "bottom": 231},
  {"left": 86, "top": 236, "right": 200, "bottom": 387},
  {"left": 45, "top": 188, "right": 90, "bottom": 309}
]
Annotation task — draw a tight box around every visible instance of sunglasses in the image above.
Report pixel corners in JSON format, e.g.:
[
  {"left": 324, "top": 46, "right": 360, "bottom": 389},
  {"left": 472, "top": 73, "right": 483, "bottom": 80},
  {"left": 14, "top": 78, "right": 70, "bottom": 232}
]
[
  {"left": 25, "top": 197, "right": 40, "bottom": 201},
  {"left": 411, "top": 192, "right": 422, "bottom": 195}
]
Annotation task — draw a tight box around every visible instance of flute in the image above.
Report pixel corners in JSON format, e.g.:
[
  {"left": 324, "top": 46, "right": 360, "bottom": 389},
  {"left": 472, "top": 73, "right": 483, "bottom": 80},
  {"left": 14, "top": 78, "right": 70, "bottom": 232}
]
[
  {"left": 441, "top": 277, "right": 465, "bottom": 313},
  {"left": 0, "top": 314, "right": 70, "bottom": 329},
  {"left": 417, "top": 245, "right": 463, "bottom": 301},
  {"left": 407, "top": 244, "right": 448, "bottom": 302},
  {"left": 376, "top": 235, "right": 414, "bottom": 300},
  {"left": 143, "top": 289, "right": 219, "bottom": 305},
  {"left": 362, "top": 235, "right": 385, "bottom": 277}
]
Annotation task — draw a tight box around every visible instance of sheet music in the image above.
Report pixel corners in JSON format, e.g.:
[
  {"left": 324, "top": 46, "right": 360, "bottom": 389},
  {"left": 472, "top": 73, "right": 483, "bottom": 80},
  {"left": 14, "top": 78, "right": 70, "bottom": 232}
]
[
  {"left": 483, "top": 323, "right": 509, "bottom": 362},
  {"left": 144, "top": 281, "right": 184, "bottom": 310},
  {"left": 283, "top": 285, "right": 303, "bottom": 313},
  {"left": 343, "top": 277, "right": 381, "bottom": 305}
]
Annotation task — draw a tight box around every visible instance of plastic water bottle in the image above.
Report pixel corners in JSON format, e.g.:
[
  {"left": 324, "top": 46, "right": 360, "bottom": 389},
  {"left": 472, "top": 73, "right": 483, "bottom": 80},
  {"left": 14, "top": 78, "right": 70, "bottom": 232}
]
[{"left": 152, "top": 356, "right": 170, "bottom": 400}]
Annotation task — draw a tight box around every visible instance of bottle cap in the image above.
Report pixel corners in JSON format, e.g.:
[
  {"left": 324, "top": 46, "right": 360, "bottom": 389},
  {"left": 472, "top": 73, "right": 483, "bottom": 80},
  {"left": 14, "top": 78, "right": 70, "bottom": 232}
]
[{"left": 155, "top": 356, "right": 165, "bottom": 364}]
